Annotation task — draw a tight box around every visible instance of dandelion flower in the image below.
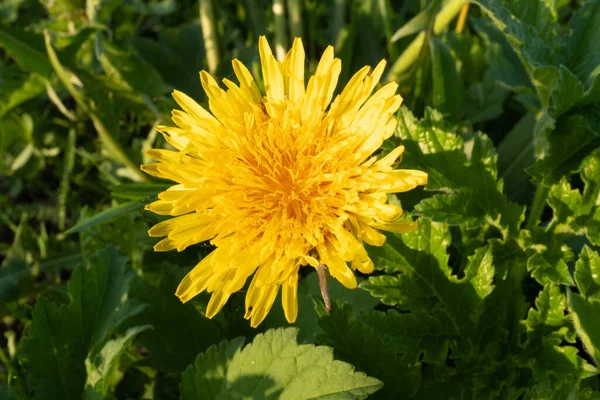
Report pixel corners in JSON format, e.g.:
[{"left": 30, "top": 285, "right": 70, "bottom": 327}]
[{"left": 142, "top": 36, "right": 428, "bottom": 327}]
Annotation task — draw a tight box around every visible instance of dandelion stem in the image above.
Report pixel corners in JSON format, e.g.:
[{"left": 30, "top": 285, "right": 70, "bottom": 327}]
[
  {"left": 527, "top": 184, "right": 550, "bottom": 230},
  {"left": 316, "top": 264, "right": 331, "bottom": 312},
  {"left": 199, "top": 0, "right": 220, "bottom": 74},
  {"left": 273, "top": 0, "right": 289, "bottom": 60},
  {"left": 455, "top": 3, "right": 470, "bottom": 33}
]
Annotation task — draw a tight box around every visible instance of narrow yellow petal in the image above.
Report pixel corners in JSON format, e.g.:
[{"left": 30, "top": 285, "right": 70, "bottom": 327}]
[
  {"left": 281, "top": 269, "right": 299, "bottom": 323},
  {"left": 372, "top": 220, "right": 418, "bottom": 233},
  {"left": 232, "top": 59, "right": 263, "bottom": 102},
  {"left": 286, "top": 37, "right": 305, "bottom": 103},
  {"left": 259, "top": 36, "right": 285, "bottom": 103},
  {"left": 375, "top": 145, "right": 404, "bottom": 171},
  {"left": 176, "top": 253, "right": 216, "bottom": 302}
]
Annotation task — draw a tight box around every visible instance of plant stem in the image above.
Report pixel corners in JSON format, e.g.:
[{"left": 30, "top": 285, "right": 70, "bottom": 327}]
[
  {"left": 455, "top": 3, "right": 470, "bottom": 33},
  {"left": 527, "top": 184, "right": 550, "bottom": 230},
  {"left": 199, "top": 0, "right": 220, "bottom": 74},
  {"left": 273, "top": 0, "right": 289, "bottom": 60},
  {"left": 286, "top": 0, "right": 303, "bottom": 40},
  {"left": 330, "top": 0, "right": 346, "bottom": 46}
]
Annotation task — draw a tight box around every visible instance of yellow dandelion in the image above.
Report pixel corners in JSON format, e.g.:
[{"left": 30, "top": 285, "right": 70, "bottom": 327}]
[{"left": 142, "top": 36, "right": 428, "bottom": 327}]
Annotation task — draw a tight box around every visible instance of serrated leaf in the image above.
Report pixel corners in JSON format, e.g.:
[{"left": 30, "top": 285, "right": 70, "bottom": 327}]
[
  {"left": 523, "top": 284, "right": 583, "bottom": 396},
  {"left": 566, "top": 0, "right": 600, "bottom": 86},
  {"left": 180, "top": 337, "right": 246, "bottom": 400},
  {"left": 84, "top": 325, "right": 152, "bottom": 398},
  {"left": 475, "top": 0, "right": 600, "bottom": 185},
  {"left": 397, "top": 107, "right": 523, "bottom": 235},
  {"left": 359, "top": 309, "right": 448, "bottom": 365},
  {"left": 568, "top": 291, "right": 600, "bottom": 367},
  {"left": 547, "top": 151, "right": 600, "bottom": 245},
  {"left": 181, "top": 328, "right": 382, "bottom": 400},
  {"left": 65, "top": 201, "right": 144, "bottom": 235},
  {"left": 19, "top": 246, "right": 145, "bottom": 400},
  {"left": 575, "top": 246, "right": 600, "bottom": 300},
  {"left": 127, "top": 263, "right": 224, "bottom": 373},
  {"left": 318, "top": 303, "right": 421, "bottom": 399},
  {"left": 363, "top": 219, "right": 495, "bottom": 358}
]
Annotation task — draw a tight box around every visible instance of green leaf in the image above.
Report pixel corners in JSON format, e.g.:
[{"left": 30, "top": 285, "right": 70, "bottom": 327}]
[
  {"left": 359, "top": 308, "right": 448, "bottom": 365},
  {"left": 98, "top": 40, "right": 171, "bottom": 98},
  {"left": 397, "top": 107, "right": 523, "bottom": 235},
  {"left": 390, "top": 1, "right": 439, "bottom": 42},
  {"left": 318, "top": 303, "right": 421, "bottom": 399},
  {"left": 180, "top": 328, "right": 382, "bottom": 400},
  {"left": 547, "top": 151, "right": 600, "bottom": 245},
  {"left": 84, "top": 325, "right": 151, "bottom": 398},
  {"left": 522, "top": 283, "right": 584, "bottom": 397},
  {"left": 132, "top": 22, "right": 206, "bottom": 101},
  {"left": 0, "top": 73, "right": 46, "bottom": 118},
  {"left": 363, "top": 219, "right": 495, "bottom": 358},
  {"left": 258, "top": 271, "right": 380, "bottom": 344},
  {"left": 127, "top": 263, "right": 223, "bottom": 373},
  {"left": 429, "top": 38, "right": 462, "bottom": 121},
  {"left": 19, "top": 246, "right": 145, "bottom": 400},
  {"left": 0, "top": 216, "right": 30, "bottom": 303},
  {"left": 568, "top": 291, "right": 600, "bottom": 367},
  {"left": 566, "top": 0, "right": 600, "bottom": 86},
  {"left": 109, "top": 183, "right": 171, "bottom": 201},
  {"left": 575, "top": 246, "right": 600, "bottom": 300},
  {"left": 0, "top": 27, "right": 52, "bottom": 77},
  {"left": 180, "top": 337, "right": 246, "bottom": 400},
  {"left": 65, "top": 201, "right": 144, "bottom": 235}
]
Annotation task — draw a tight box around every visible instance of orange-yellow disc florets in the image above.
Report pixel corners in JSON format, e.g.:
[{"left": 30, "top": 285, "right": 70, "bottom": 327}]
[{"left": 142, "top": 36, "right": 428, "bottom": 327}]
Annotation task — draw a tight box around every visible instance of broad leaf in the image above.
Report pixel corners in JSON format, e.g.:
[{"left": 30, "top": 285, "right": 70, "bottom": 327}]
[
  {"left": 19, "top": 246, "right": 145, "bottom": 400},
  {"left": 181, "top": 328, "right": 382, "bottom": 400}
]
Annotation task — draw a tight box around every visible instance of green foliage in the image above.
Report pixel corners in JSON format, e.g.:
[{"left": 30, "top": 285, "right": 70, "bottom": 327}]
[
  {"left": 19, "top": 246, "right": 146, "bottom": 399},
  {"left": 2, "top": 0, "right": 600, "bottom": 398},
  {"left": 181, "top": 328, "right": 382, "bottom": 400}
]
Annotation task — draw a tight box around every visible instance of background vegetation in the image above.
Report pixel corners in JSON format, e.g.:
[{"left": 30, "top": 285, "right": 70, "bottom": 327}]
[{"left": 1, "top": 0, "right": 600, "bottom": 398}]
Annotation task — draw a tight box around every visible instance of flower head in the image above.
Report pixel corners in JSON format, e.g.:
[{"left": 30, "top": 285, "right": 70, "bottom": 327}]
[{"left": 142, "top": 37, "right": 427, "bottom": 327}]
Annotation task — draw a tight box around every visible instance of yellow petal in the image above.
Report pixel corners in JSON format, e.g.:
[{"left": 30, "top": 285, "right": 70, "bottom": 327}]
[
  {"left": 285, "top": 37, "right": 305, "bottom": 103},
  {"left": 281, "top": 269, "right": 299, "bottom": 323},
  {"left": 259, "top": 36, "right": 285, "bottom": 103},
  {"left": 176, "top": 252, "right": 217, "bottom": 302}
]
